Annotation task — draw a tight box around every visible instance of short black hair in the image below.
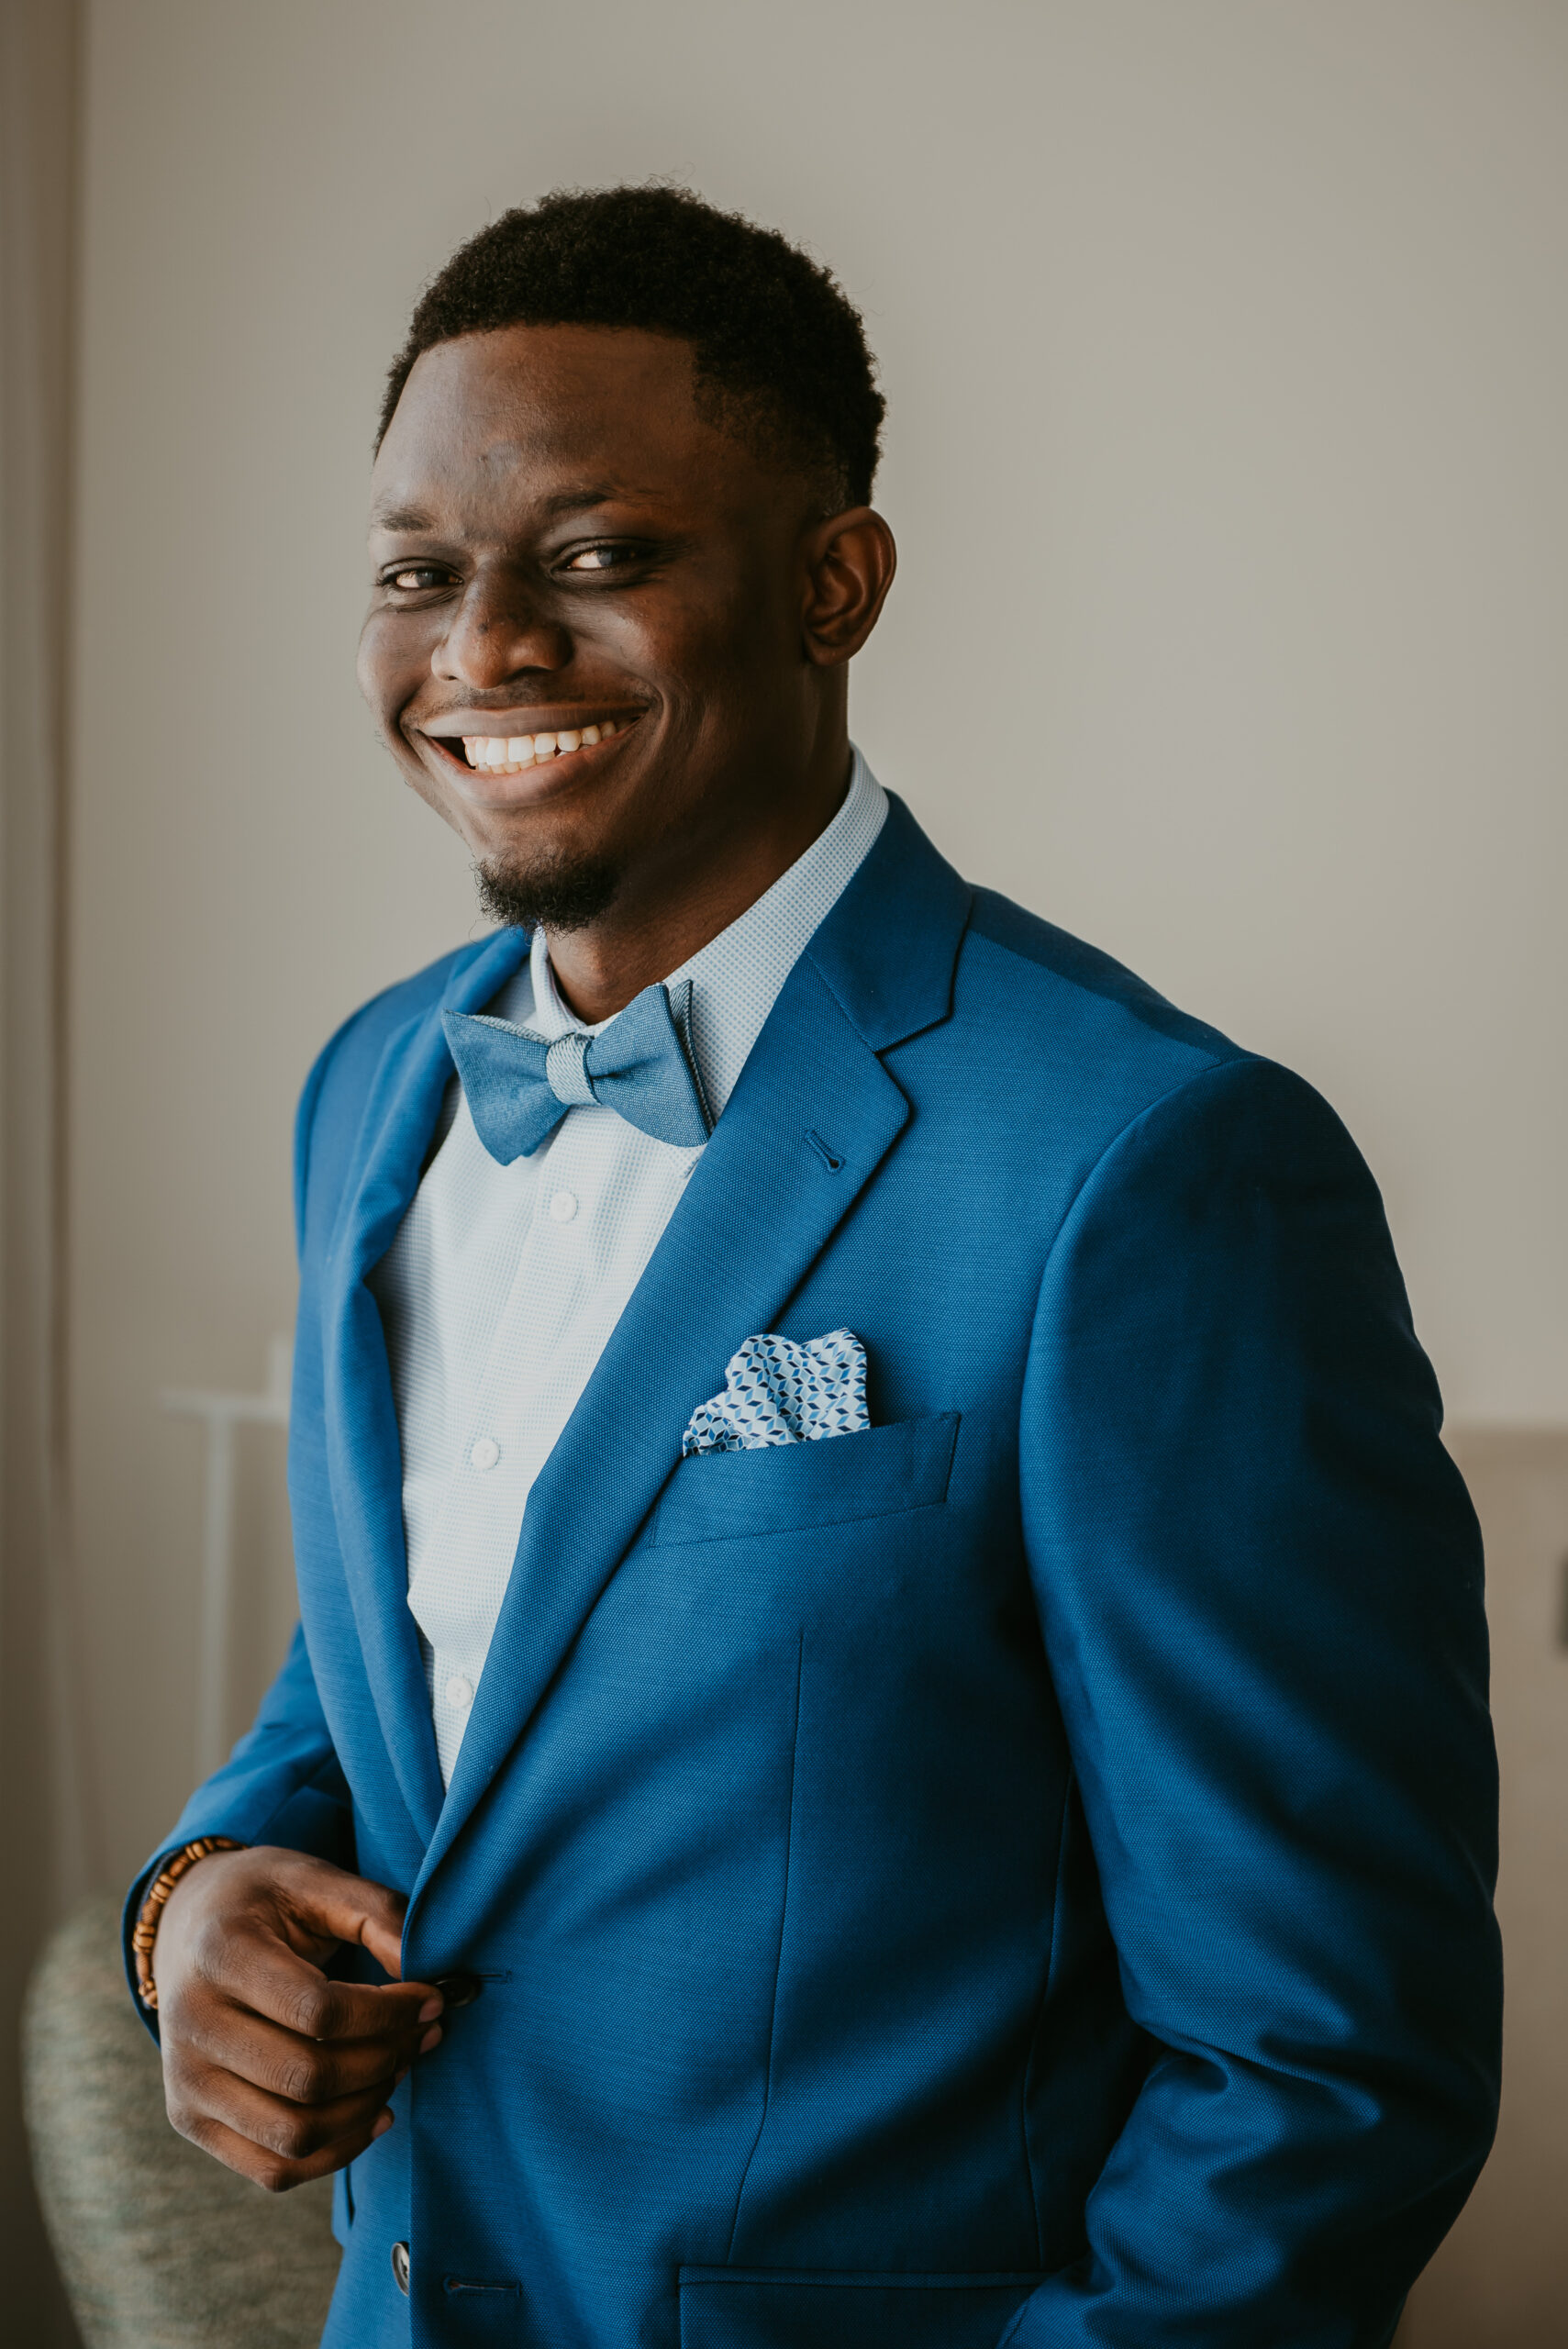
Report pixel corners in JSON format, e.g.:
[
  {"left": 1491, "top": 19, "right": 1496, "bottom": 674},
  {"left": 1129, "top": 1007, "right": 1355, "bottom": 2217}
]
[{"left": 378, "top": 184, "right": 884, "bottom": 510}]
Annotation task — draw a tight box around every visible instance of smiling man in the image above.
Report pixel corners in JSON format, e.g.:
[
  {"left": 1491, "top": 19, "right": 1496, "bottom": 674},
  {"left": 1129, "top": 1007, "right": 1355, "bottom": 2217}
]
[{"left": 126, "top": 187, "right": 1500, "bottom": 2349}]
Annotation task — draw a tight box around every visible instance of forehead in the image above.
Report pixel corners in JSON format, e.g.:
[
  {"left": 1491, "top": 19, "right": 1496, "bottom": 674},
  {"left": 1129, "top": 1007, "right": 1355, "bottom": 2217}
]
[{"left": 370, "top": 324, "right": 756, "bottom": 525}]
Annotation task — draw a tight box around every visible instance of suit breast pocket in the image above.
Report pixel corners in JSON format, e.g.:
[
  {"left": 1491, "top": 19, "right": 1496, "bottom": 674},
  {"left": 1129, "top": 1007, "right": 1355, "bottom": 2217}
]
[{"left": 650, "top": 1413, "right": 961, "bottom": 1547}]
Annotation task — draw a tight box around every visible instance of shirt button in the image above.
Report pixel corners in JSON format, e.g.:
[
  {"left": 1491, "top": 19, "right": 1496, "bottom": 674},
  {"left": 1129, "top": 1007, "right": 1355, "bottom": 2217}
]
[
  {"left": 391, "top": 2240, "right": 411, "bottom": 2295},
  {"left": 469, "top": 1435, "right": 500, "bottom": 1470},
  {"left": 549, "top": 1188, "right": 578, "bottom": 1223},
  {"left": 445, "top": 1674, "right": 473, "bottom": 1712}
]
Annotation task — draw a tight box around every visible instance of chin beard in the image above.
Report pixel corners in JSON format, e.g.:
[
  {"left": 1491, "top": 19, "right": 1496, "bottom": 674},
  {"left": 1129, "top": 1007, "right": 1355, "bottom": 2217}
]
[{"left": 474, "top": 848, "right": 623, "bottom": 934}]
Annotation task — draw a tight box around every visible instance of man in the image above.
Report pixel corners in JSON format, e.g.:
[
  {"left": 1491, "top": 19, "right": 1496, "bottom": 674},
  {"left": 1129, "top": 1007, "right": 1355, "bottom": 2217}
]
[{"left": 127, "top": 187, "right": 1500, "bottom": 2349}]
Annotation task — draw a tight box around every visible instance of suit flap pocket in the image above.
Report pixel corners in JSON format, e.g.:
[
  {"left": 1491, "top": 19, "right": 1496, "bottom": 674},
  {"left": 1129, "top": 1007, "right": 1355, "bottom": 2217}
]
[
  {"left": 652, "top": 1414, "right": 960, "bottom": 1546},
  {"left": 678, "top": 2269, "right": 1043, "bottom": 2349}
]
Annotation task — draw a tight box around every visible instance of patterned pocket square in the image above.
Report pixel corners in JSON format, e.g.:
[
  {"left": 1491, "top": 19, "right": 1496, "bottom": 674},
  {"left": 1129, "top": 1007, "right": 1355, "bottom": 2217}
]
[{"left": 682, "top": 1329, "right": 869, "bottom": 1455}]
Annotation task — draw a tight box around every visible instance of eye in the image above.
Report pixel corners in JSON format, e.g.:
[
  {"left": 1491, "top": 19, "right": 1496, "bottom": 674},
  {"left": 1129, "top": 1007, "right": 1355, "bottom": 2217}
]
[
  {"left": 380, "top": 562, "right": 453, "bottom": 593},
  {"left": 559, "top": 541, "right": 648, "bottom": 573}
]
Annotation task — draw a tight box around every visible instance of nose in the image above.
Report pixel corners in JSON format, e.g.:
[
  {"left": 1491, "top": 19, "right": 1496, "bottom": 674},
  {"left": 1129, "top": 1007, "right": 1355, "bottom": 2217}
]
[{"left": 433, "top": 573, "right": 571, "bottom": 691}]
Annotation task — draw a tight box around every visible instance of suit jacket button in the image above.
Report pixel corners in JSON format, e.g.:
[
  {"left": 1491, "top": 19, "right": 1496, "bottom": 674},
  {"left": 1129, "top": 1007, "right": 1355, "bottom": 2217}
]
[
  {"left": 391, "top": 2241, "right": 410, "bottom": 2296},
  {"left": 434, "top": 1969, "right": 482, "bottom": 2008}
]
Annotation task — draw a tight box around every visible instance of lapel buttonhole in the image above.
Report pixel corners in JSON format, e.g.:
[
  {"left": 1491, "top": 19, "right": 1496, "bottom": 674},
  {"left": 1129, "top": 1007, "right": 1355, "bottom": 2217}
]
[{"left": 805, "top": 1129, "right": 846, "bottom": 1174}]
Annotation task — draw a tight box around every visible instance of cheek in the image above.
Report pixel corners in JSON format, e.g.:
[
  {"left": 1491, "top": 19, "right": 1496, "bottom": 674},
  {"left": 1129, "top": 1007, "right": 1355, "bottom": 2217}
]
[
  {"left": 625, "top": 563, "right": 782, "bottom": 686},
  {"left": 356, "top": 610, "right": 425, "bottom": 725},
  {"left": 642, "top": 618, "right": 789, "bottom": 765}
]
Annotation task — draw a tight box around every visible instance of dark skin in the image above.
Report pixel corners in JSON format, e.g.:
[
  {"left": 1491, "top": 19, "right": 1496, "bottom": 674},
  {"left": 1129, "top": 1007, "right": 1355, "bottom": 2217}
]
[
  {"left": 361, "top": 323, "right": 895, "bottom": 1019},
  {"left": 154, "top": 1846, "right": 439, "bottom": 2191},
  {"left": 154, "top": 322, "right": 896, "bottom": 2188}
]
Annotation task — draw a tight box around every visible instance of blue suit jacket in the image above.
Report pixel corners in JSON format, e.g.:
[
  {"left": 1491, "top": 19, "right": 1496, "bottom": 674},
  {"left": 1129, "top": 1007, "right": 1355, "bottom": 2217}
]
[{"left": 131, "top": 798, "right": 1500, "bottom": 2348}]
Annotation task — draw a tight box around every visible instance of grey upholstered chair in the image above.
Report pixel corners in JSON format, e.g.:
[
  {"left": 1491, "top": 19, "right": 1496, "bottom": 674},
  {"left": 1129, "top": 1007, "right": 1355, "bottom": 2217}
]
[{"left": 23, "top": 1892, "right": 340, "bottom": 2349}]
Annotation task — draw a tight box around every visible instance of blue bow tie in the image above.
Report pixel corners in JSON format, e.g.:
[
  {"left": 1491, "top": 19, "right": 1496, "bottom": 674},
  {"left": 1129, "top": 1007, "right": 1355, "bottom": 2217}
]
[{"left": 442, "top": 975, "right": 714, "bottom": 1163}]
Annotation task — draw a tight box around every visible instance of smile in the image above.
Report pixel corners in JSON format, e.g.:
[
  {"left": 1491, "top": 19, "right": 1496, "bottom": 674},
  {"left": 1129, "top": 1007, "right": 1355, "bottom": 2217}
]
[{"left": 458, "top": 718, "right": 629, "bottom": 774}]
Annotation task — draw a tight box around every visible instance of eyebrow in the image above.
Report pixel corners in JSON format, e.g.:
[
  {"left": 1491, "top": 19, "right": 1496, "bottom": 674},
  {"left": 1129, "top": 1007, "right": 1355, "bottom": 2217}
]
[
  {"left": 368, "top": 504, "right": 436, "bottom": 533},
  {"left": 536, "top": 483, "right": 625, "bottom": 517},
  {"left": 368, "top": 483, "right": 639, "bottom": 535}
]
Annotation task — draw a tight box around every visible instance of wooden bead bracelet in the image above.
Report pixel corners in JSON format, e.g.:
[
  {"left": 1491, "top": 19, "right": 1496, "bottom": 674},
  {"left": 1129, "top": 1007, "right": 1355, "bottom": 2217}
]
[{"left": 132, "top": 1836, "right": 246, "bottom": 2009}]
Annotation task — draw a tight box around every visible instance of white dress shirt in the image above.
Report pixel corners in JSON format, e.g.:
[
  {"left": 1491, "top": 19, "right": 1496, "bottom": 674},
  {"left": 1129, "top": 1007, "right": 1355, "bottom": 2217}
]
[{"left": 372, "top": 751, "right": 887, "bottom": 1783}]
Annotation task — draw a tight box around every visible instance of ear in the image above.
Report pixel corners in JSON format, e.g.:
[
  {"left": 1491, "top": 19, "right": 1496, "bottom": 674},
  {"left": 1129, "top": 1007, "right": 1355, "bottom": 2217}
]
[{"left": 800, "top": 507, "right": 897, "bottom": 666}]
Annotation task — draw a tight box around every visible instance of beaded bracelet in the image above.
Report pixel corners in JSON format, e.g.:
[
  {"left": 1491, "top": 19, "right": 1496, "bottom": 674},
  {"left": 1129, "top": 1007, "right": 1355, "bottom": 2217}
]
[{"left": 132, "top": 1836, "right": 247, "bottom": 2009}]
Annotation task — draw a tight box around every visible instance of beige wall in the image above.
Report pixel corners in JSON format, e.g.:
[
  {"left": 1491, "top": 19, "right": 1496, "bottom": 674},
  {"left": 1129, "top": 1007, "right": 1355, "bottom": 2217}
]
[{"left": 60, "top": 0, "right": 1566, "bottom": 2333}]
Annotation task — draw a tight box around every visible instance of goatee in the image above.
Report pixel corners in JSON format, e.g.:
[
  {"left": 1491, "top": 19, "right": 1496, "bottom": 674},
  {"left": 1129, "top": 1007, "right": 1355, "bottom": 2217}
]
[{"left": 474, "top": 848, "right": 623, "bottom": 934}]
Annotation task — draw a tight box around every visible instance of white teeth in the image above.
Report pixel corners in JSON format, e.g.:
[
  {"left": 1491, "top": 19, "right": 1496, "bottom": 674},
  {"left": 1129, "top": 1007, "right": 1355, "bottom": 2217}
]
[{"left": 459, "top": 719, "right": 628, "bottom": 772}]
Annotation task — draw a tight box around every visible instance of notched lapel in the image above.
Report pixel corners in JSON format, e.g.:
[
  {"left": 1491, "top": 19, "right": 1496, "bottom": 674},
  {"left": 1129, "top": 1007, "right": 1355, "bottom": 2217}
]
[
  {"left": 319, "top": 930, "right": 530, "bottom": 1851},
  {"left": 414, "top": 958, "right": 913, "bottom": 1894},
  {"left": 406, "top": 801, "right": 973, "bottom": 1897}
]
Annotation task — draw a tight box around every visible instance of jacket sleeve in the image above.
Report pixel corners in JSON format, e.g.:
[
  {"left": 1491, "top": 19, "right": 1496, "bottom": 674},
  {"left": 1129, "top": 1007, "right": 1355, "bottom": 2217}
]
[
  {"left": 121, "top": 1025, "right": 357, "bottom": 2033},
  {"left": 119, "top": 1626, "right": 356, "bottom": 2033},
  {"left": 1011, "top": 1053, "right": 1501, "bottom": 2347}
]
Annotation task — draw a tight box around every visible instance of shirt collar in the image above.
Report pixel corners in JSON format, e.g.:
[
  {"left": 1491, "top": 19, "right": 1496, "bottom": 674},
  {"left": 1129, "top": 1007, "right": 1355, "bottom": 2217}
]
[{"left": 502, "top": 747, "right": 888, "bottom": 1122}]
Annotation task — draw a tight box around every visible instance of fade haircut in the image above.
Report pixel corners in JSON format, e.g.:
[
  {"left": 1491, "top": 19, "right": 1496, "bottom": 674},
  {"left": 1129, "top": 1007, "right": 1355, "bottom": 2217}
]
[{"left": 377, "top": 184, "right": 885, "bottom": 513}]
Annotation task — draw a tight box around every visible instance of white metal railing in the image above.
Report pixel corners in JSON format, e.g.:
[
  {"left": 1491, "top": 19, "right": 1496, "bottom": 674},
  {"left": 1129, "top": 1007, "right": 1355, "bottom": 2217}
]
[{"left": 161, "top": 1337, "right": 292, "bottom": 1779}]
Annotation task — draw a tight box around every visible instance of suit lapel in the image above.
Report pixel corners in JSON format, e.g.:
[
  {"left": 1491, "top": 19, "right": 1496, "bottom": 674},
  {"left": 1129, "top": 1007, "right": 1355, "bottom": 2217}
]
[
  {"left": 414, "top": 798, "right": 973, "bottom": 1892},
  {"left": 319, "top": 928, "right": 530, "bottom": 1851}
]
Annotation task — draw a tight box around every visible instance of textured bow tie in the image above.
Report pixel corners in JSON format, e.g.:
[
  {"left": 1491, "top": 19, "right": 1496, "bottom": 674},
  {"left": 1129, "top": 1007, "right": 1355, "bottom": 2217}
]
[{"left": 442, "top": 976, "right": 714, "bottom": 1163}]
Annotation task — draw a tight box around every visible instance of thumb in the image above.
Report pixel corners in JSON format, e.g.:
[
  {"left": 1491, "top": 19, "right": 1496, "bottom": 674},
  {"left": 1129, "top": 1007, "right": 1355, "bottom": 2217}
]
[
  {"left": 350, "top": 1880, "right": 408, "bottom": 1981},
  {"left": 280, "top": 1858, "right": 409, "bottom": 1980}
]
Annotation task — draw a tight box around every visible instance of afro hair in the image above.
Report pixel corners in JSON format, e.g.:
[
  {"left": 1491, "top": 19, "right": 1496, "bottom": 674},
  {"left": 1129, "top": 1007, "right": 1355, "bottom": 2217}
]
[{"left": 378, "top": 184, "right": 885, "bottom": 511}]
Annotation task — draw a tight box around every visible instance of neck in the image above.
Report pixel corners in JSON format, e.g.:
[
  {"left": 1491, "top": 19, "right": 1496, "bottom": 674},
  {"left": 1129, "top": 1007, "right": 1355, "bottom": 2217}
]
[{"left": 544, "top": 735, "right": 854, "bottom": 1026}]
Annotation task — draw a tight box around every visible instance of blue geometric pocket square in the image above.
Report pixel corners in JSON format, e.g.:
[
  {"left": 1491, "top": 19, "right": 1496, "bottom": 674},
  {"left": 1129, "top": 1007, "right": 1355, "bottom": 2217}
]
[{"left": 682, "top": 1329, "right": 870, "bottom": 1455}]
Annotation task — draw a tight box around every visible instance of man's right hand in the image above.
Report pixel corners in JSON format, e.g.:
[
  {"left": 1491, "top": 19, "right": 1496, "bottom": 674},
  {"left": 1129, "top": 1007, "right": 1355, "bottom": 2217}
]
[{"left": 151, "top": 1844, "right": 443, "bottom": 2192}]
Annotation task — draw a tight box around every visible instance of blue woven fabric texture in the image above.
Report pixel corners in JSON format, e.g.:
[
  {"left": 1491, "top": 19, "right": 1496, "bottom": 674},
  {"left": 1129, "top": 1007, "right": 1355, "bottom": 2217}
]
[
  {"left": 681, "top": 1329, "right": 870, "bottom": 1454},
  {"left": 123, "top": 796, "right": 1501, "bottom": 2349}
]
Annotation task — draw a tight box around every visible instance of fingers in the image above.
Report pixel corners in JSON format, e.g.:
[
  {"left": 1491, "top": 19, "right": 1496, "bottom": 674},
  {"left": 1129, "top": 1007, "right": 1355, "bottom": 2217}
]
[
  {"left": 214, "top": 1932, "right": 438, "bottom": 2044},
  {"left": 161, "top": 1976, "right": 442, "bottom": 2184},
  {"left": 170, "top": 2095, "right": 396, "bottom": 2194},
  {"left": 151, "top": 1846, "right": 448, "bottom": 2189},
  {"left": 272, "top": 1859, "right": 410, "bottom": 1982},
  {"left": 177, "top": 1993, "right": 441, "bottom": 2104},
  {"left": 171, "top": 2054, "right": 402, "bottom": 2167},
  {"left": 169, "top": 1845, "right": 411, "bottom": 1987},
  {"left": 208, "top": 1850, "right": 439, "bottom": 2028}
]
